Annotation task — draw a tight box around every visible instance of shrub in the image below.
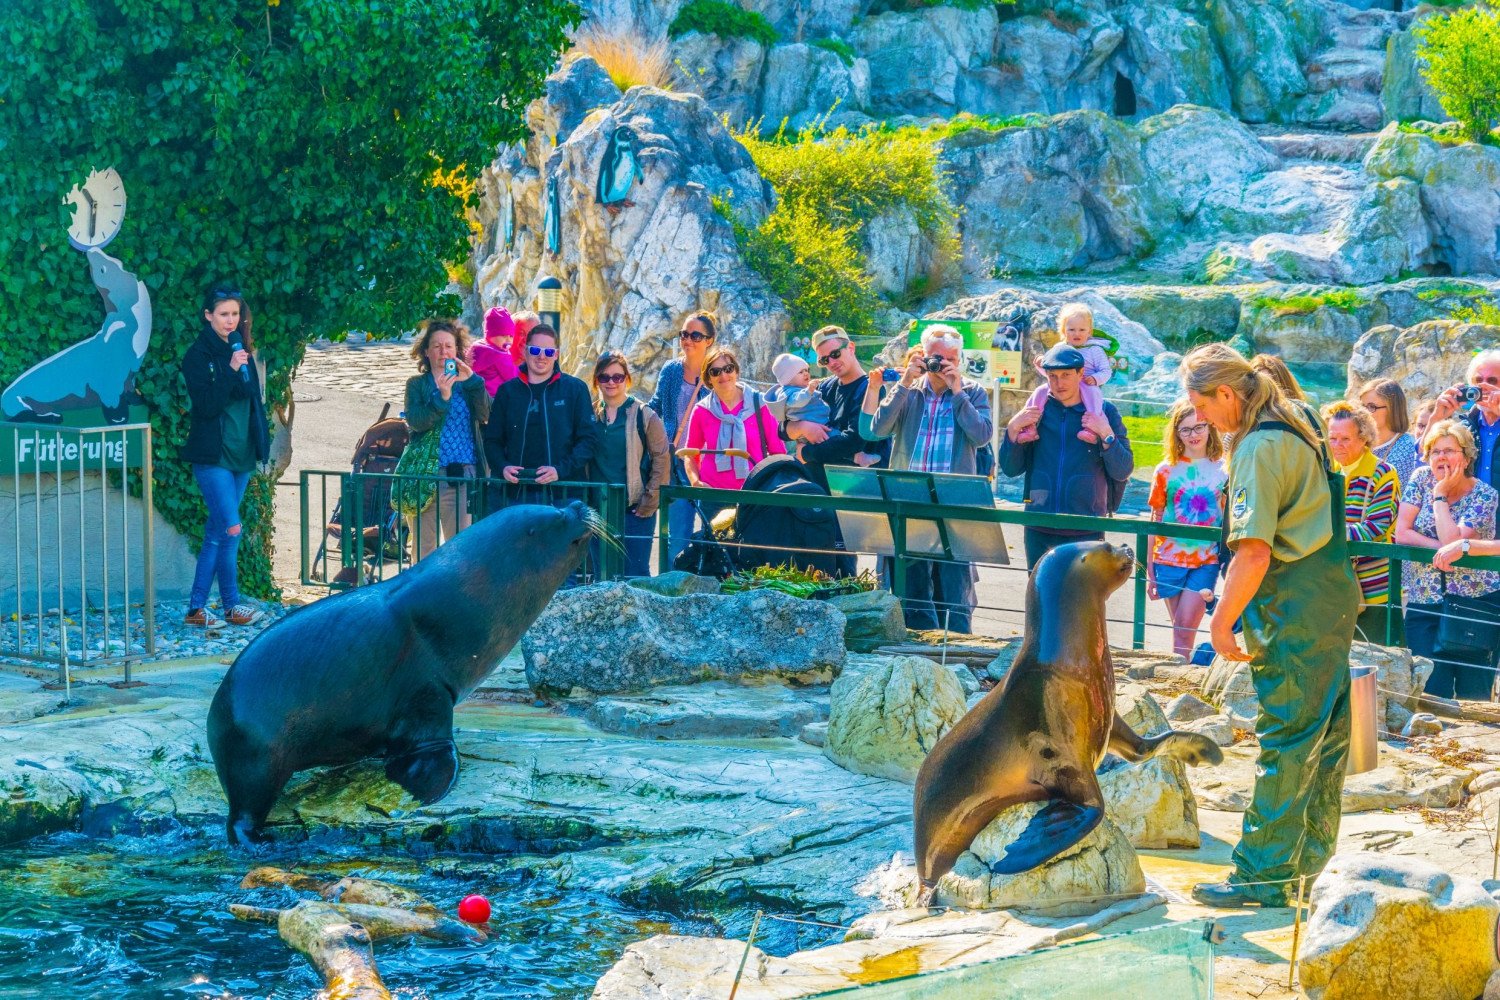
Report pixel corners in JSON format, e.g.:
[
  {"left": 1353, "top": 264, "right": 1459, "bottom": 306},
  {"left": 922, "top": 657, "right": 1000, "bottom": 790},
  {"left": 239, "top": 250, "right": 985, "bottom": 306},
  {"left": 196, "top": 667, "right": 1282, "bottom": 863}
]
[
  {"left": 810, "top": 37, "right": 856, "bottom": 67},
  {"left": 1415, "top": 6, "right": 1500, "bottom": 143},
  {"left": 669, "top": 0, "right": 778, "bottom": 46},
  {"left": 1454, "top": 301, "right": 1500, "bottom": 326},
  {"left": 1251, "top": 289, "right": 1366, "bottom": 315},
  {"left": 720, "top": 121, "right": 961, "bottom": 337},
  {"left": 571, "top": 25, "right": 674, "bottom": 91}
]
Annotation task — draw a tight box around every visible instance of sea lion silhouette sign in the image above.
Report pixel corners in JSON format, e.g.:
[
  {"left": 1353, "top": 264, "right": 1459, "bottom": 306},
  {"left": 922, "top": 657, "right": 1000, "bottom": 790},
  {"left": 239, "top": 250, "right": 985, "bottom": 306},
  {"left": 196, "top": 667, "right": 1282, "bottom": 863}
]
[{"left": 1, "top": 168, "right": 153, "bottom": 425}]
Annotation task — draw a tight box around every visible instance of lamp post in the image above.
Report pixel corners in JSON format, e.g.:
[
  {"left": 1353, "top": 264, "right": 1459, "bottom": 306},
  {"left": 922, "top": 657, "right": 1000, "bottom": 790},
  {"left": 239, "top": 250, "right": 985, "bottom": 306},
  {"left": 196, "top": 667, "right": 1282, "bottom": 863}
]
[{"left": 535, "top": 275, "right": 563, "bottom": 341}]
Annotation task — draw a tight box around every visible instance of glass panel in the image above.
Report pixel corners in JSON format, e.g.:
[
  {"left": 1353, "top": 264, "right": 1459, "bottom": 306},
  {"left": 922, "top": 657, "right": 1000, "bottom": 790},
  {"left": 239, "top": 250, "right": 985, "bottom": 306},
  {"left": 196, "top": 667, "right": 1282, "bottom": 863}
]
[{"left": 803, "top": 920, "right": 1214, "bottom": 1000}]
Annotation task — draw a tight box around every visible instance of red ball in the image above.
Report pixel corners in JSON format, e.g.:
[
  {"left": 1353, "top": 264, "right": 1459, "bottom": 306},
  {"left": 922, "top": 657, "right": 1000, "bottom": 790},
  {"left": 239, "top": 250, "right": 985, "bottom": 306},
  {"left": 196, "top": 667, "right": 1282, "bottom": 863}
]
[{"left": 457, "top": 894, "right": 491, "bottom": 924}]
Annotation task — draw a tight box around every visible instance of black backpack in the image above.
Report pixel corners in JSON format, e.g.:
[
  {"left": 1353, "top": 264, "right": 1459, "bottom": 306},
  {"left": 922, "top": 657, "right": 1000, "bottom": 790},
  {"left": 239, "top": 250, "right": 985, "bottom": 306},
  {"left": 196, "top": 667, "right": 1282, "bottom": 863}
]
[{"left": 734, "top": 458, "right": 850, "bottom": 577}]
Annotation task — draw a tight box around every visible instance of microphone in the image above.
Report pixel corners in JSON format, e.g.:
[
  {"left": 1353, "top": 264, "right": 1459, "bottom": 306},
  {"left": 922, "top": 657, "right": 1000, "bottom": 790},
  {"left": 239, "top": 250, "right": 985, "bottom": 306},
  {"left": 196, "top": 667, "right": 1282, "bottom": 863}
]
[{"left": 230, "top": 335, "right": 250, "bottom": 383}]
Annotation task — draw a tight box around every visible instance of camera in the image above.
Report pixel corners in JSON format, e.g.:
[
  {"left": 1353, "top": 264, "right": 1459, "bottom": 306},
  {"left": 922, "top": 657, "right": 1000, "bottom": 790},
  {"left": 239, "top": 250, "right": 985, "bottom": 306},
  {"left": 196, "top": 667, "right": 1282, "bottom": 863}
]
[
  {"left": 1461, "top": 384, "right": 1484, "bottom": 405},
  {"left": 923, "top": 355, "right": 946, "bottom": 374},
  {"left": 881, "top": 367, "right": 901, "bottom": 382},
  {"left": 443, "top": 358, "right": 458, "bottom": 378}
]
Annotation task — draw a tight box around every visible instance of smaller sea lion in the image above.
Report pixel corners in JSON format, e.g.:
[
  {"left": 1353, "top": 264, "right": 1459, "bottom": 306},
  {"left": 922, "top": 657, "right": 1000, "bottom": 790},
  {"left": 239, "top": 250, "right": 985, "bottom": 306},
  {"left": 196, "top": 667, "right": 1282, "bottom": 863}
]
[{"left": 913, "top": 540, "right": 1223, "bottom": 887}]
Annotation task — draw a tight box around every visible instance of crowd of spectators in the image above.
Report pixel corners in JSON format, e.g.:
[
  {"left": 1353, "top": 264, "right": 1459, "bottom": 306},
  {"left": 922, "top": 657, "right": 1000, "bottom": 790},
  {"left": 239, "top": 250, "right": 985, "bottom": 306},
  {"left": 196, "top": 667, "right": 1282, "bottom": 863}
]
[{"left": 398, "top": 302, "right": 1500, "bottom": 697}]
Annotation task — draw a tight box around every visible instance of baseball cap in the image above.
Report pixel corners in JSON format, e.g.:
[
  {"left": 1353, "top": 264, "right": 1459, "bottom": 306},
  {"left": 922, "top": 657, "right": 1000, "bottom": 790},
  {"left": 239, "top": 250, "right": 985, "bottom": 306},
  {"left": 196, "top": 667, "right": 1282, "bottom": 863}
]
[
  {"left": 811, "top": 325, "right": 850, "bottom": 353},
  {"left": 1040, "top": 344, "right": 1087, "bottom": 370}
]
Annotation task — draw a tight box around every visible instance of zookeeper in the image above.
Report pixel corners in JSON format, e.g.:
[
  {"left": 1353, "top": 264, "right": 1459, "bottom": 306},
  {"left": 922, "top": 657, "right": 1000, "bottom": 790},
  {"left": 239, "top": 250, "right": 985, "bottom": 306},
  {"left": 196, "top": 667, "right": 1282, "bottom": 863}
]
[{"left": 1181, "top": 343, "right": 1361, "bottom": 909}]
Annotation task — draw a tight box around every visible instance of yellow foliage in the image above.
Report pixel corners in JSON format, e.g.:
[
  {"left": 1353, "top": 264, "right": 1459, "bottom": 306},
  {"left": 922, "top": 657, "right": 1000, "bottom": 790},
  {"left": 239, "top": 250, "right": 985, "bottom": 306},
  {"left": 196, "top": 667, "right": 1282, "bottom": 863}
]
[{"left": 569, "top": 25, "right": 673, "bottom": 92}]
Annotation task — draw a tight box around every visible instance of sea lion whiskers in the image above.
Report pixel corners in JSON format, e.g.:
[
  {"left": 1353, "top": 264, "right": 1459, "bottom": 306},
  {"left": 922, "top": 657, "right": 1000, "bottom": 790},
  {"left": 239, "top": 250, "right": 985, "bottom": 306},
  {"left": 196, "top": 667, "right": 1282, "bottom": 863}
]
[{"left": 582, "top": 504, "right": 625, "bottom": 554}]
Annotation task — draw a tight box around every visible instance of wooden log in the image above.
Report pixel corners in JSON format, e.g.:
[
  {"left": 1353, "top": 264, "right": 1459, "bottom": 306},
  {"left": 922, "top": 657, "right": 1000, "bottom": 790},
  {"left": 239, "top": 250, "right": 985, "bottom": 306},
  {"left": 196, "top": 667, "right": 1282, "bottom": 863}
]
[{"left": 241, "top": 867, "right": 441, "bottom": 915}]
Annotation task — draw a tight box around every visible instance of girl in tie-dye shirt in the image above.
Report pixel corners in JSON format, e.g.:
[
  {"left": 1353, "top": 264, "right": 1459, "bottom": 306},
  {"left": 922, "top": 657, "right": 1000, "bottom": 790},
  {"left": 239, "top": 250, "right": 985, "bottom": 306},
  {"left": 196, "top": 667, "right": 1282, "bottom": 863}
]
[{"left": 1147, "top": 401, "right": 1228, "bottom": 659}]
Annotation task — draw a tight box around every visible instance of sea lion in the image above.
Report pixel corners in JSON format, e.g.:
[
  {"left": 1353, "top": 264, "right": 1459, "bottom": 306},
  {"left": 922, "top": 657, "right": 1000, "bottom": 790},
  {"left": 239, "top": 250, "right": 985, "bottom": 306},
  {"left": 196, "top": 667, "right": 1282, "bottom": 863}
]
[
  {"left": 207, "top": 501, "right": 602, "bottom": 845},
  {"left": 913, "top": 540, "right": 1224, "bottom": 887}
]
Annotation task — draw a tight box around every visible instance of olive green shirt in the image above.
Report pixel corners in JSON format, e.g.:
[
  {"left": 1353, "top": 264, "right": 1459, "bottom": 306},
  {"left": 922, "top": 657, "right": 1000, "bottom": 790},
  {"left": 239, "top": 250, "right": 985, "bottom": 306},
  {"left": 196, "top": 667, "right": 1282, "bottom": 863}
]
[
  {"left": 218, "top": 395, "right": 259, "bottom": 473},
  {"left": 1225, "top": 427, "right": 1332, "bottom": 563}
]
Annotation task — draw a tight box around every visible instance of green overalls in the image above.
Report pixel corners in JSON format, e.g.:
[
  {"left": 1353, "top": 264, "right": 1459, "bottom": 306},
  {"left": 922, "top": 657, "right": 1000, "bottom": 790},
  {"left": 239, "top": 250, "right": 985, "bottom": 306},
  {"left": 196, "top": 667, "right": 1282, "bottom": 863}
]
[{"left": 1223, "top": 422, "right": 1361, "bottom": 903}]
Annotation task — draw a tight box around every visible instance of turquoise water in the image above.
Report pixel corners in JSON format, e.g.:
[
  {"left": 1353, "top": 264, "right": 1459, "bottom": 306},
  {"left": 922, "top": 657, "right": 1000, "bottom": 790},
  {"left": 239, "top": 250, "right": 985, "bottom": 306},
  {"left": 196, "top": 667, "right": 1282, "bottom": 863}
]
[{"left": 0, "top": 830, "right": 708, "bottom": 999}]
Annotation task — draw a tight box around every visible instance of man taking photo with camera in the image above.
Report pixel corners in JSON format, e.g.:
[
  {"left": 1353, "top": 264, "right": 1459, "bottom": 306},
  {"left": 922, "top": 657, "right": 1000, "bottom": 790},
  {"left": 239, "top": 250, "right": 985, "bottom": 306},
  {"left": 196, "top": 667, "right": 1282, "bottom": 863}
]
[
  {"left": 1430, "top": 350, "right": 1500, "bottom": 508},
  {"left": 871, "top": 324, "right": 992, "bottom": 633}
]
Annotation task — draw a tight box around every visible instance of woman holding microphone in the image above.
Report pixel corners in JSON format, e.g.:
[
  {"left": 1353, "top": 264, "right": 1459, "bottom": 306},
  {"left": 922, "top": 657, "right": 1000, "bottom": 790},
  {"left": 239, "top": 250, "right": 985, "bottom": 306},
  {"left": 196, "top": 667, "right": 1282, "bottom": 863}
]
[{"left": 1182, "top": 343, "right": 1361, "bottom": 909}]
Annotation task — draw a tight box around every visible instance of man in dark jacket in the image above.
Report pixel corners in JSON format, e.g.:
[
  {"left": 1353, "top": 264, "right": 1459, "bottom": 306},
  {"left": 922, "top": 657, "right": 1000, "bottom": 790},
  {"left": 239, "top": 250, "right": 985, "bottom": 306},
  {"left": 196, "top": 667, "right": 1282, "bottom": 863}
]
[
  {"left": 999, "top": 343, "right": 1133, "bottom": 569},
  {"left": 483, "top": 325, "right": 596, "bottom": 506},
  {"left": 789, "top": 325, "right": 890, "bottom": 488}
]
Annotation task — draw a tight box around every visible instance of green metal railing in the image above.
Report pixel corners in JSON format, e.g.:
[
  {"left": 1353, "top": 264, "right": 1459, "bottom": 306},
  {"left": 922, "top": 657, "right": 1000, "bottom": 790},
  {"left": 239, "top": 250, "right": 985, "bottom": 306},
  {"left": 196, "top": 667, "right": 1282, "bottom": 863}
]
[
  {"left": 657, "top": 484, "right": 1500, "bottom": 651},
  {"left": 301, "top": 470, "right": 627, "bottom": 588},
  {"left": 294, "top": 467, "right": 1499, "bottom": 653}
]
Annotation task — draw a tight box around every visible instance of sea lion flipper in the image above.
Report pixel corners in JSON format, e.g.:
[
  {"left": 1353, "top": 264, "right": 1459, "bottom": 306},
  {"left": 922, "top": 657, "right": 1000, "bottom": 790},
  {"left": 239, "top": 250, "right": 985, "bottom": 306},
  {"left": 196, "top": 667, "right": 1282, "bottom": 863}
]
[
  {"left": 988, "top": 796, "right": 1104, "bottom": 875},
  {"left": 1107, "top": 713, "right": 1224, "bottom": 767},
  {"left": 384, "top": 739, "right": 459, "bottom": 805}
]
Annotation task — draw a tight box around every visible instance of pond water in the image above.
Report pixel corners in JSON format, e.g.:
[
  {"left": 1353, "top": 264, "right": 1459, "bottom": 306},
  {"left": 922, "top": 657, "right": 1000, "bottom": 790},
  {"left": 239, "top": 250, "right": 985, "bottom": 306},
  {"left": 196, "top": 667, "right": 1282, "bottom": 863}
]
[{"left": 0, "top": 829, "right": 710, "bottom": 999}]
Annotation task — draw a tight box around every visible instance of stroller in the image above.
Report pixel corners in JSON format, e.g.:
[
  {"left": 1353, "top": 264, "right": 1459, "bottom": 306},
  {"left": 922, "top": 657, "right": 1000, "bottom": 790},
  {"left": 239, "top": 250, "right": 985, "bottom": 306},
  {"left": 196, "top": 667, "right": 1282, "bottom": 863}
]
[
  {"left": 675, "top": 455, "right": 851, "bottom": 579},
  {"left": 311, "top": 403, "right": 410, "bottom": 586}
]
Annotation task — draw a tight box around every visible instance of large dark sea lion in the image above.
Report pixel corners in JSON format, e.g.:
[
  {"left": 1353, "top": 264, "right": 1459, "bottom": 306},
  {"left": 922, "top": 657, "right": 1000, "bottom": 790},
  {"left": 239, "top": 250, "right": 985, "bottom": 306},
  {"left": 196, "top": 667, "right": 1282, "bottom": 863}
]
[
  {"left": 208, "top": 501, "right": 601, "bottom": 844},
  {"left": 913, "top": 540, "right": 1224, "bottom": 887}
]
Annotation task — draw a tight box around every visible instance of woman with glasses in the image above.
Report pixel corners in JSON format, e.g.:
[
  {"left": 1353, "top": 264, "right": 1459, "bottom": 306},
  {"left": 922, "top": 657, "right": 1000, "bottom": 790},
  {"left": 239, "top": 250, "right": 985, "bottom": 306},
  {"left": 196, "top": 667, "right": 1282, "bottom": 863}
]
[
  {"left": 403, "top": 319, "right": 490, "bottom": 559},
  {"left": 681, "top": 345, "right": 785, "bottom": 518},
  {"left": 646, "top": 311, "right": 716, "bottom": 560},
  {"left": 589, "top": 352, "right": 670, "bottom": 577},
  {"left": 1322, "top": 400, "right": 1401, "bottom": 644},
  {"left": 1394, "top": 419, "right": 1499, "bottom": 700},
  {"left": 1146, "top": 400, "right": 1228, "bottom": 659},
  {"left": 179, "top": 285, "right": 270, "bottom": 628},
  {"left": 483, "top": 324, "right": 596, "bottom": 506},
  {"left": 1356, "top": 377, "right": 1419, "bottom": 487}
]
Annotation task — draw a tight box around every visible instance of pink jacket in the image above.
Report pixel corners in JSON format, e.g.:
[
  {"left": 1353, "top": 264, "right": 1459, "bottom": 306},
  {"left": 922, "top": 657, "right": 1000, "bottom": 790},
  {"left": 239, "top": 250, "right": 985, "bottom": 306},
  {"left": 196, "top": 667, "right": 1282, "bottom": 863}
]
[{"left": 471, "top": 340, "right": 519, "bottom": 396}]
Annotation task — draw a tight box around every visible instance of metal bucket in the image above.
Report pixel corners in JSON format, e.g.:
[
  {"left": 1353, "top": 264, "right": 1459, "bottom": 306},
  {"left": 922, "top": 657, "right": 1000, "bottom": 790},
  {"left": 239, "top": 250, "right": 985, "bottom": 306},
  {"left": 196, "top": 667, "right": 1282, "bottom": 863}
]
[{"left": 1347, "top": 665, "right": 1379, "bottom": 775}]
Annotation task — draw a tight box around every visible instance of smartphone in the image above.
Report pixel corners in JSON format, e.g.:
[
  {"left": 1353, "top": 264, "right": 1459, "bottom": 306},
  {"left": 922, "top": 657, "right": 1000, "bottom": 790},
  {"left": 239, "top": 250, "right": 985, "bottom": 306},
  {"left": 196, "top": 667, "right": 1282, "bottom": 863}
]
[{"left": 443, "top": 358, "right": 458, "bottom": 378}]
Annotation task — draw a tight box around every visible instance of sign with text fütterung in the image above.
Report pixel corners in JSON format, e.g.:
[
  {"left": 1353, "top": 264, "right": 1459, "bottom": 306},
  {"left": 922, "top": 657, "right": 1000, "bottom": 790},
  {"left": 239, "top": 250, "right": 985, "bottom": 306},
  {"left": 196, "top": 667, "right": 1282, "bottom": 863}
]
[{"left": 0, "top": 409, "right": 149, "bottom": 477}]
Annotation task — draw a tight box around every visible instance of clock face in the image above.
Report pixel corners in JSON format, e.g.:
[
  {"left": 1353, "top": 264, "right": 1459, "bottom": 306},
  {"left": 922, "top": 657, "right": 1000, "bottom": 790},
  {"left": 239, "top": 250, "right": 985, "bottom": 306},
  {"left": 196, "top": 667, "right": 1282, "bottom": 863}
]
[{"left": 65, "top": 168, "right": 127, "bottom": 250}]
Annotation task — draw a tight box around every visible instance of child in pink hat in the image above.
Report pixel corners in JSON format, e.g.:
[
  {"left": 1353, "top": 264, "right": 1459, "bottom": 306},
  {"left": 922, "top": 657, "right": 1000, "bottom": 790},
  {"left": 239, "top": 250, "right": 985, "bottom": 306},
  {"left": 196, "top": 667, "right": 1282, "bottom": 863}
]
[{"left": 471, "top": 306, "right": 520, "bottom": 396}]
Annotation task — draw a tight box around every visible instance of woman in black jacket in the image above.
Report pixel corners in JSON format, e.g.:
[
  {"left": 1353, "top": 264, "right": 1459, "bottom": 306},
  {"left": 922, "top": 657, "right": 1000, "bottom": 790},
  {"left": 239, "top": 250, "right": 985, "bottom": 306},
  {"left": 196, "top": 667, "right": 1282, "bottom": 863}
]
[{"left": 180, "top": 285, "right": 270, "bottom": 627}]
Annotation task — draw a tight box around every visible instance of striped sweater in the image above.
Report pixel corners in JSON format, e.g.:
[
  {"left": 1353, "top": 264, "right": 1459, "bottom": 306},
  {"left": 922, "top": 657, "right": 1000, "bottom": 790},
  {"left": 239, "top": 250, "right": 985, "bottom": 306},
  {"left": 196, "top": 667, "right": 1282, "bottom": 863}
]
[{"left": 1337, "top": 450, "right": 1399, "bottom": 604}]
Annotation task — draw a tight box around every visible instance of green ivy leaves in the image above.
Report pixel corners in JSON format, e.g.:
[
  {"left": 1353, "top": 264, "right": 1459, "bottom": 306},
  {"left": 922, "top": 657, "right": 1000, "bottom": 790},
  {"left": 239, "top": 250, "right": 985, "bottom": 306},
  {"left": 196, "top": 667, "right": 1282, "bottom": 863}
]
[{"left": 1, "top": 0, "right": 579, "bottom": 597}]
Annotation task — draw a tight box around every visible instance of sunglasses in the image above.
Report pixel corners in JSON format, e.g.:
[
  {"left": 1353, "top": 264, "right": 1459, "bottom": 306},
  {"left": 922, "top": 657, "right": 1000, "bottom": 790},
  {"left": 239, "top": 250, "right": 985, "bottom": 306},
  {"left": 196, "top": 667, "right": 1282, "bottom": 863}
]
[
  {"left": 817, "top": 346, "right": 847, "bottom": 367},
  {"left": 527, "top": 346, "right": 558, "bottom": 358},
  {"left": 680, "top": 329, "right": 713, "bottom": 343},
  {"left": 706, "top": 364, "right": 738, "bottom": 378},
  {"left": 211, "top": 287, "right": 242, "bottom": 299},
  {"left": 596, "top": 372, "right": 627, "bottom": 385}
]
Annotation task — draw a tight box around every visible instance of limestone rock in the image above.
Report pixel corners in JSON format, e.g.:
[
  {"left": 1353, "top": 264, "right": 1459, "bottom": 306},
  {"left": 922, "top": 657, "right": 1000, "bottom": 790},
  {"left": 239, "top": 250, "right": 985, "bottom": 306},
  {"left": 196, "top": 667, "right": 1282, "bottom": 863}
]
[
  {"left": 1100, "top": 284, "right": 1242, "bottom": 345},
  {"left": 1165, "top": 693, "right": 1216, "bottom": 723},
  {"left": 1364, "top": 123, "right": 1500, "bottom": 276},
  {"left": 827, "top": 589, "right": 906, "bottom": 654},
  {"left": 799, "top": 721, "right": 827, "bottom": 747},
  {"left": 1381, "top": 26, "right": 1446, "bottom": 126},
  {"left": 938, "top": 111, "right": 1174, "bottom": 278},
  {"left": 474, "top": 85, "right": 789, "bottom": 387},
  {"left": 580, "top": 0, "right": 682, "bottom": 41},
  {"left": 1200, "top": 0, "right": 1325, "bottom": 123},
  {"left": 584, "top": 682, "right": 823, "bottom": 739},
  {"left": 852, "top": 6, "right": 999, "bottom": 117},
  {"left": 935, "top": 800, "right": 1146, "bottom": 916},
  {"left": 740, "top": 0, "right": 861, "bottom": 40},
  {"left": 669, "top": 32, "right": 766, "bottom": 127},
  {"left": 823, "top": 654, "right": 968, "bottom": 783},
  {"left": 1116, "top": 682, "right": 1169, "bottom": 738},
  {"left": 758, "top": 43, "right": 869, "bottom": 134},
  {"left": 1351, "top": 641, "right": 1436, "bottom": 735},
  {"left": 1402, "top": 713, "right": 1442, "bottom": 739},
  {"left": 1140, "top": 105, "right": 1279, "bottom": 219},
  {"left": 984, "top": 3, "right": 1123, "bottom": 118},
  {"left": 1300, "top": 853, "right": 1500, "bottom": 1000},
  {"left": 1182, "top": 714, "right": 1236, "bottom": 748},
  {"left": 1097, "top": 755, "right": 1200, "bottom": 850},
  {"left": 1348, "top": 321, "right": 1500, "bottom": 406},
  {"left": 534, "top": 56, "right": 623, "bottom": 145},
  {"left": 1200, "top": 653, "right": 1261, "bottom": 728},
  {"left": 627, "top": 571, "right": 720, "bottom": 597},
  {"left": 522, "top": 582, "right": 845, "bottom": 696},
  {"left": 1341, "top": 748, "right": 1473, "bottom": 812},
  {"left": 1115, "top": 5, "right": 1231, "bottom": 117},
  {"left": 1242, "top": 299, "right": 1366, "bottom": 363}
]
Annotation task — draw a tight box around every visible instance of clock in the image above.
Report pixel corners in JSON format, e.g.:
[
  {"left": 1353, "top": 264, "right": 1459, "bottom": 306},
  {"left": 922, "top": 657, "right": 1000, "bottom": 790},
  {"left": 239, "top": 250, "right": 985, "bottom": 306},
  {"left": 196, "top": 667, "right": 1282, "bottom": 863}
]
[{"left": 65, "top": 168, "right": 127, "bottom": 250}]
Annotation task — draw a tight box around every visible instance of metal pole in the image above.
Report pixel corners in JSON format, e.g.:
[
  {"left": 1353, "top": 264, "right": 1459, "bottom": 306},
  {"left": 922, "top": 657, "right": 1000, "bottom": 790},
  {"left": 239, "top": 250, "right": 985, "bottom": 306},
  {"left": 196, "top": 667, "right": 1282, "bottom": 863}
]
[
  {"left": 140, "top": 426, "right": 155, "bottom": 669},
  {"left": 1491, "top": 790, "right": 1499, "bottom": 881},
  {"left": 1132, "top": 530, "right": 1147, "bottom": 651},
  {"left": 892, "top": 510, "right": 908, "bottom": 604},
  {"left": 54, "top": 431, "right": 66, "bottom": 694},
  {"left": 656, "top": 490, "right": 671, "bottom": 575},
  {"left": 1289, "top": 874, "right": 1306, "bottom": 991},
  {"left": 727, "top": 910, "right": 763, "bottom": 1000}
]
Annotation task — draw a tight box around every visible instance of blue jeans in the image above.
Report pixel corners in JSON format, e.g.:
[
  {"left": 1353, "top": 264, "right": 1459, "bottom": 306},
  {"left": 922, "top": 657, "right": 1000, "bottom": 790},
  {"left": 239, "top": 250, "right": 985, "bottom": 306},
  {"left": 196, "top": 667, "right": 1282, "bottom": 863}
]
[
  {"left": 667, "top": 498, "right": 697, "bottom": 565},
  {"left": 190, "top": 464, "right": 252, "bottom": 611}
]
